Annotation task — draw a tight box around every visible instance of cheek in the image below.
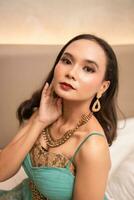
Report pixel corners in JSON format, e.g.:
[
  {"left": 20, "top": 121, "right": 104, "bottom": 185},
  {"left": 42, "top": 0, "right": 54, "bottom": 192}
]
[
  {"left": 79, "top": 75, "right": 101, "bottom": 95},
  {"left": 54, "top": 64, "right": 63, "bottom": 78},
  {"left": 54, "top": 64, "right": 62, "bottom": 79}
]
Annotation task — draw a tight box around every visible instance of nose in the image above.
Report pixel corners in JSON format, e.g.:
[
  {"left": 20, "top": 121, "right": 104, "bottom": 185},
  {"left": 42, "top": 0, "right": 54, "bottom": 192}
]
[{"left": 65, "top": 66, "right": 77, "bottom": 80}]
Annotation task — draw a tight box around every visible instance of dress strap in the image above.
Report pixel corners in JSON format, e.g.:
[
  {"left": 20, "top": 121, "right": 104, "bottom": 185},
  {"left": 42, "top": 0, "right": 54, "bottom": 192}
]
[{"left": 66, "top": 132, "right": 105, "bottom": 169}]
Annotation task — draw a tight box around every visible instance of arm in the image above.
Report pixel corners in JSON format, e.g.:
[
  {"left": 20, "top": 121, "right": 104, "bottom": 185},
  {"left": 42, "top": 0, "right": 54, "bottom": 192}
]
[
  {"left": 72, "top": 136, "right": 111, "bottom": 200},
  {"left": 0, "top": 80, "right": 62, "bottom": 182},
  {"left": 0, "top": 111, "right": 47, "bottom": 182}
]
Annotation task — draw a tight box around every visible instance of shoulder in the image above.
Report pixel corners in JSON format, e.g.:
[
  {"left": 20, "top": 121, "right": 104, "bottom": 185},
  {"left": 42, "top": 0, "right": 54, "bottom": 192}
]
[
  {"left": 72, "top": 133, "right": 111, "bottom": 200},
  {"left": 75, "top": 130, "right": 111, "bottom": 171}
]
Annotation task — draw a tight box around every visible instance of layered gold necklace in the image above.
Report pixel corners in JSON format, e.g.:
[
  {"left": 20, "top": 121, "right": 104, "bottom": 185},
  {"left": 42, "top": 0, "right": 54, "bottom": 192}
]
[{"left": 42, "top": 111, "right": 93, "bottom": 151}]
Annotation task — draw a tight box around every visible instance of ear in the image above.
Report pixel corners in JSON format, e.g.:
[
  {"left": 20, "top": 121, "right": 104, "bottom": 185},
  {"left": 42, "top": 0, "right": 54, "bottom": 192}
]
[{"left": 97, "top": 80, "right": 110, "bottom": 98}]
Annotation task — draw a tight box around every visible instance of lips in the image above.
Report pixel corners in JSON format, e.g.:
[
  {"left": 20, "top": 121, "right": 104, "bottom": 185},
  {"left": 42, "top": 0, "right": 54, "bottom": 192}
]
[{"left": 60, "top": 82, "right": 75, "bottom": 89}]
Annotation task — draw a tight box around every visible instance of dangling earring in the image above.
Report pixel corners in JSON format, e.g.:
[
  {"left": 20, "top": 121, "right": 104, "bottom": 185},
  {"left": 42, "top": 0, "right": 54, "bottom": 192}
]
[{"left": 91, "top": 94, "right": 101, "bottom": 112}]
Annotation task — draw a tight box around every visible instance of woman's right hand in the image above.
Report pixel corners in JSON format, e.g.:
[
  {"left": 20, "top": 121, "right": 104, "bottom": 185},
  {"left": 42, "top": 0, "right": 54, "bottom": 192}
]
[{"left": 37, "top": 80, "right": 63, "bottom": 126}]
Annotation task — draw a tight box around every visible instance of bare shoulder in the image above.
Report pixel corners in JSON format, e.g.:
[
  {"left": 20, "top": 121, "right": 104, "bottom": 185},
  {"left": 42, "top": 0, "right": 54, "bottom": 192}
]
[
  {"left": 75, "top": 115, "right": 111, "bottom": 170},
  {"left": 72, "top": 118, "right": 111, "bottom": 199},
  {"left": 75, "top": 133, "right": 111, "bottom": 171}
]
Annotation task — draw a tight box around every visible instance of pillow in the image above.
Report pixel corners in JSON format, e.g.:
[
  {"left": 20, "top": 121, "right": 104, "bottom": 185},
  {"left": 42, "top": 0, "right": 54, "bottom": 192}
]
[
  {"left": 0, "top": 167, "right": 27, "bottom": 190},
  {"left": 106, "top": 117, "right": 134, "bottom": 200}
]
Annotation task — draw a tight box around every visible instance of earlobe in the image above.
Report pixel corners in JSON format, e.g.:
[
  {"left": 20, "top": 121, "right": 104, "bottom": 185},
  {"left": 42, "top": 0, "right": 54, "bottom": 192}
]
[
  {"left": 99, "top": 81, "right": 110, "bottom": 97},
  {"left": 103, "top": 81, "right": 110, "bottom": 93}
]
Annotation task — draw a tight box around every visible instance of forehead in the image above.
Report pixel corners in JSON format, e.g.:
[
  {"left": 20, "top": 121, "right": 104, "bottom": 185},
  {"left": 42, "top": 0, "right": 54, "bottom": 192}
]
[{"left": 64, "top": 39, "right": 107, "bottom": 69}]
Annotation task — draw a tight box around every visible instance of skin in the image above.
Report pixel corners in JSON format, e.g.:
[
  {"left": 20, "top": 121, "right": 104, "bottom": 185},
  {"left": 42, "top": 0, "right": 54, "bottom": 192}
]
[
  {"left": 53, "top": 39, "right": 110, "bottom": 129},
  {"left": 39, "top": 39, "right": 111, "bottom": 200},
  {"left": 0, "top": 38, "right": 111, "bottom": 196},
  {"left": 0, "top": 39, "right": 111, "bottom": 199}
]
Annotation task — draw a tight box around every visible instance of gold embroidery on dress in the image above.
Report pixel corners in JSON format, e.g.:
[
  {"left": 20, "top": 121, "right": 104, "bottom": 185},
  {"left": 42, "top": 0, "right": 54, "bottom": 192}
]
[{"left": 29, "top": 140, "right": 76, "bottom": 200}]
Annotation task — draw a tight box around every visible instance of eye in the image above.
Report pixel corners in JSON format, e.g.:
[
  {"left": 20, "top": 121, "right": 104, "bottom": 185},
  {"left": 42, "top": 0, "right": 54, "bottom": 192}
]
[
  {"left": 60, "top": 57, "right": 72, "bottom": 64},
  {"left": 83, "top": 66, "right": 95, "bottom": 73}
]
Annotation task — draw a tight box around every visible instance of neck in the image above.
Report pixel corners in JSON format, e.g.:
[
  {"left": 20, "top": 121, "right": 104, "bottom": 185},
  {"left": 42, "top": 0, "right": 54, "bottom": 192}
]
[{"left": 58, "top": 99, "right": 93, "bottom": 129}]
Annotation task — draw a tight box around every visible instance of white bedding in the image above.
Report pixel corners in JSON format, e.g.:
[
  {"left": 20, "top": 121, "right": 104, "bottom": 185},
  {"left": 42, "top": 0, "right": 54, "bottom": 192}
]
[{"left": 106, "top": 117, "right": 134, "bottom": 200}]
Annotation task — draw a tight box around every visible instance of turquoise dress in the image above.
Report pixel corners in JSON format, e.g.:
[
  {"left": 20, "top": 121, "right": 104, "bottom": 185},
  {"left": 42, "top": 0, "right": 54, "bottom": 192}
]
[{"left": 0, "top": 132, "right": 109, "bottom": 200}]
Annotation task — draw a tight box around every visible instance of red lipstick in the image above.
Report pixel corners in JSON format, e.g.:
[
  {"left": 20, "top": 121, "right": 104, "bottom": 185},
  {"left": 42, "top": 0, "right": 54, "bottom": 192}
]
[{"left": 60, "top": 82, "right": 75, "bottom": 90}]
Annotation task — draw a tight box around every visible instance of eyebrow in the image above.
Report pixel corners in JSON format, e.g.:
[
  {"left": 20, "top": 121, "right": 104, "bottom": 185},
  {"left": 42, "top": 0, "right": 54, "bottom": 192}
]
[{"left": 62, "top": 52, "right": 99, "bottom": 69}]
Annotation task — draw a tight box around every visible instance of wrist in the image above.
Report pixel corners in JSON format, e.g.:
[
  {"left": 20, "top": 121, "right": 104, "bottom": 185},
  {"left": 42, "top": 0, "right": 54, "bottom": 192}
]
[
  {"left": 28, "top": 110, "right": 48, "bottom": 132},
  {"left": 34, "top": 114, "right": 48, "bottom": 130}
]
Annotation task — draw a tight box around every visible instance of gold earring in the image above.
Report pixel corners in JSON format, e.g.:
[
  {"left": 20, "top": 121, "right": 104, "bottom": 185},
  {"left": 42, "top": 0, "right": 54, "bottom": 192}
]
[{"left": 91, "top": 95, "right": 101, "bottom": 112}]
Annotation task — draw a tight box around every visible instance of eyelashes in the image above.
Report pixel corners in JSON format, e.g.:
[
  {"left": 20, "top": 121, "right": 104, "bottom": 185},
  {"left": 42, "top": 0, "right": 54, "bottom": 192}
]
[
  {"left": 60, "top": 57, "right": 71, "bottom": 64},
  {"left": 60, "top": 57, "right": 95, "bottom": 73},
  {"left": 84, "top": 66, "right": 95, "bottom": 73}
]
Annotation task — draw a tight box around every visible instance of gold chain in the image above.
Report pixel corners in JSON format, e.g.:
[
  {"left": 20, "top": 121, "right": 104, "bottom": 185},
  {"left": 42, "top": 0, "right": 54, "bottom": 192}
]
[
  {"left": 42, "top": 112, "right": 93, "bottom": 151},
  {"left": 29, "top": 112, "right": 93, "bottom": 199}
]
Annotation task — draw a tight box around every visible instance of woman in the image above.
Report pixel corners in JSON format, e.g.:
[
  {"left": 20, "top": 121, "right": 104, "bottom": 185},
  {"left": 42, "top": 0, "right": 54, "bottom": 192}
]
[{"left": 0, "top": 34, "right": 119, "bottom": 200}]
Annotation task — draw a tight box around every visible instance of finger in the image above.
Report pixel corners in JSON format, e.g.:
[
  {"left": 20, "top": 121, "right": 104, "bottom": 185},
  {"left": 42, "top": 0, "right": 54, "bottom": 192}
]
[
  {"left": 47, "top": 80, "right": 54, "bottom": 96},
  {"left": 49, "top": 79, "right": 54, "bottom": 90},
  {"left": 42, "top": 82, "right": 49, "bottom": 96}
]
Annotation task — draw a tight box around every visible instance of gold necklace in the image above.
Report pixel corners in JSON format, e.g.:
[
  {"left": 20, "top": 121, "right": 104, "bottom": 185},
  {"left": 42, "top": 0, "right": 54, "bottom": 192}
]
[{"left": 42, "top": 112, "right": 93, "bottom": 151}]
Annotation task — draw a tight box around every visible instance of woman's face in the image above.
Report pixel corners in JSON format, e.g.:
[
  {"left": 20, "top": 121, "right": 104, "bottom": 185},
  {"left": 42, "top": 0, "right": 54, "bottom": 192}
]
[{"left": 53, "top": 39, "right": 109, "bottom": 101}]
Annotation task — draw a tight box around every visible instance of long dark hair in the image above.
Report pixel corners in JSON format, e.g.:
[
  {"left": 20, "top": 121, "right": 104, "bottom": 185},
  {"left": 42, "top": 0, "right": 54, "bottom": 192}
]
[{"left": 16, "top": 34, "right": 122, "bottom": 146}]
